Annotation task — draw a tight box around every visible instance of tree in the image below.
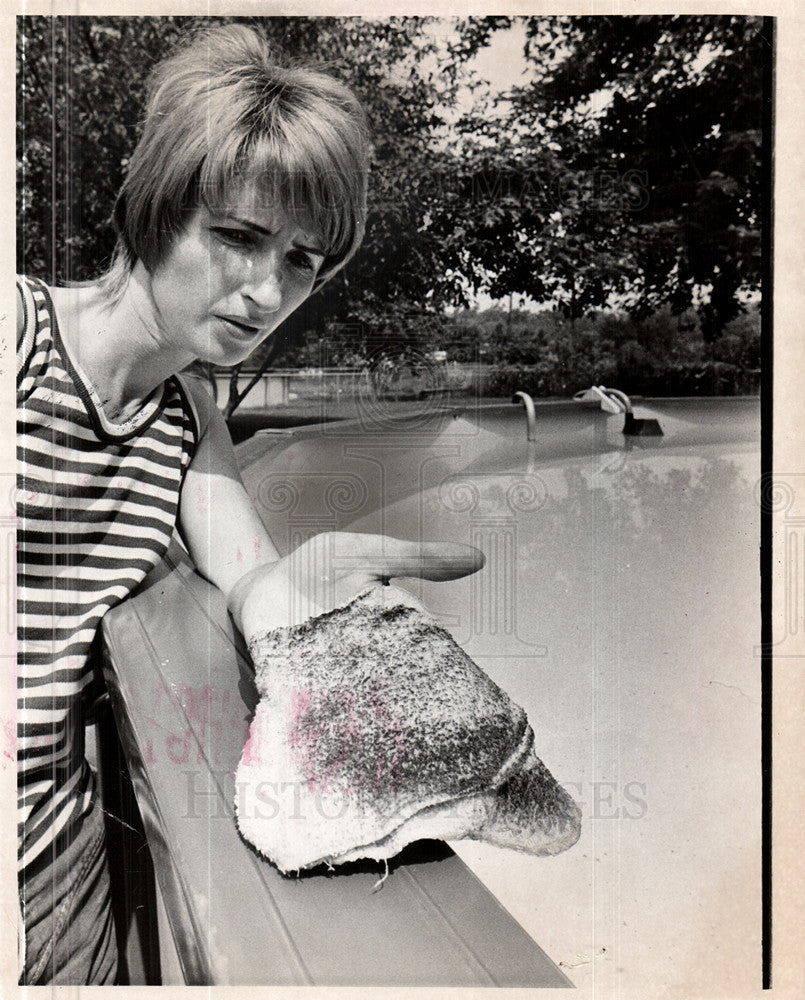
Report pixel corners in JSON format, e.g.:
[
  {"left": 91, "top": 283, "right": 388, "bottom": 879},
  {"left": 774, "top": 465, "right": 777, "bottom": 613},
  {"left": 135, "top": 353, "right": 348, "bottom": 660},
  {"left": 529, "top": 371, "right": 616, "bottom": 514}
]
[
  {"left": 17, "top": 16, "right": 509, "bottom": 416},
  {"left": 18, "top": 14, "right": 765, "bottom": 410},
  {"left": 17, "top": 17, "right": 190, "bottom": 283},
  {"left": 511, "top": 15, "right": 768, "bottom": 338},
  {"left": 413, "top": 16, "right": 766, "bottom": 339}
]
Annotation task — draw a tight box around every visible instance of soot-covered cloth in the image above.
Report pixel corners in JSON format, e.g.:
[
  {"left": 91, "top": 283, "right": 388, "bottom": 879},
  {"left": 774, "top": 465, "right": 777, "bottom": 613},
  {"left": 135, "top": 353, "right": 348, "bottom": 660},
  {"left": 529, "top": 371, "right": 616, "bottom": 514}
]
[{"left": 235, "top": 585, "right": 580, "bottom": 874}]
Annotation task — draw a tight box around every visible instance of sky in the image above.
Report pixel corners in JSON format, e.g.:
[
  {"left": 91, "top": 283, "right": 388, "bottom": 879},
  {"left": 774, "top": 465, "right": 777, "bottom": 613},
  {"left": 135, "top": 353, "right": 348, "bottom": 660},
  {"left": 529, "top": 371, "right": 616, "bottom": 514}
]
[{"left": 467, "top": 19, "right": 531, "bottom": 98}]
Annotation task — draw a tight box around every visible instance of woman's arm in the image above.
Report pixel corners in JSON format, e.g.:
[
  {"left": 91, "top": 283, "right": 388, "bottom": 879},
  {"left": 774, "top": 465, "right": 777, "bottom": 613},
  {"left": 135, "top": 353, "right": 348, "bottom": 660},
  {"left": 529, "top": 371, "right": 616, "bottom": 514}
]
[
  {"left": 178, "top": 381, "right": 484, "bottom": 642},
  {"left": 177, "top": 377, "right": 281, "bottom": 607}
]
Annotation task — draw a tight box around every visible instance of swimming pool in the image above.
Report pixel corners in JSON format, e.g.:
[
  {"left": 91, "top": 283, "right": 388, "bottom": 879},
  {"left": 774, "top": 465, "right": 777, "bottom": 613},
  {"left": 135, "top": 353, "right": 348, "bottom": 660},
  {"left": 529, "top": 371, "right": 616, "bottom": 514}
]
[{"left": 236, "top": 396, "right": 761, "bottom": 994}]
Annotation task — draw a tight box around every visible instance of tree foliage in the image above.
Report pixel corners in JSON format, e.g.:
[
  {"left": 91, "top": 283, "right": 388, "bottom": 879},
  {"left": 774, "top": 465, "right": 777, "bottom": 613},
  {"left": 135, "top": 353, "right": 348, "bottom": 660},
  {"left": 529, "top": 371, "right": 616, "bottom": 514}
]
[
  {"left": 18, "top": 16, "right": 509, "bottom": 414},
  {"left": 18, "top": 18, "right": 187, "bottom": 282},
  {"left": 17, "top": 14, "right": 767, "bottom": 417},
  {"left": 17, "top": 16, "right": 500, "bottom": 300},
  {"left": 511, "top": 15, "right": 768, "bottom": 338}
]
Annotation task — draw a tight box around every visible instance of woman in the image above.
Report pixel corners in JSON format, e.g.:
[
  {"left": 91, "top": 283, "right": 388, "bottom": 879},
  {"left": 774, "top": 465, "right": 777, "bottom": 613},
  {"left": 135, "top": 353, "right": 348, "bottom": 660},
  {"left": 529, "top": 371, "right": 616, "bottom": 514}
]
[{"left": 17, "top": 23, "right": 482, "bottom": 984}]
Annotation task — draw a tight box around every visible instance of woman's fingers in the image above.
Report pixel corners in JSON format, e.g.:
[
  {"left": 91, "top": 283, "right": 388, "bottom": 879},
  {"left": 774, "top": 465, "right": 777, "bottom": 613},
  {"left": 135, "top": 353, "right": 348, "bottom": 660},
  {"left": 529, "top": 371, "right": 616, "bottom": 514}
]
[
  {"left": 376, "top": 540, "right": 487, "bottom": 582},
  {"left": 236, "top": 533, "right": 486, "bottom": 643},
  {"left": 319, "top": 532, "right": 486, "bottom": 582}
]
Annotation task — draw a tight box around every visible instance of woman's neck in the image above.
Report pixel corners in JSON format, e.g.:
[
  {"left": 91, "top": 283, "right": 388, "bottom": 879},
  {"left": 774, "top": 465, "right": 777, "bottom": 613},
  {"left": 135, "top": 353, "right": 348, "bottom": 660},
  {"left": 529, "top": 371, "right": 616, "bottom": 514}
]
[{"left": 51, "top": 266, "right": 194, "bottom": 421}]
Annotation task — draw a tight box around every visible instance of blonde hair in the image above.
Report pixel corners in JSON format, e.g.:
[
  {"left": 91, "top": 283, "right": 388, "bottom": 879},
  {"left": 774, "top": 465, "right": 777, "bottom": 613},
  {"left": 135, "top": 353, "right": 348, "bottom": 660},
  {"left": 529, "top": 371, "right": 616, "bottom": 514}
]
[{"left": 103, "top": 23, "right": 369, "bottom": 298}]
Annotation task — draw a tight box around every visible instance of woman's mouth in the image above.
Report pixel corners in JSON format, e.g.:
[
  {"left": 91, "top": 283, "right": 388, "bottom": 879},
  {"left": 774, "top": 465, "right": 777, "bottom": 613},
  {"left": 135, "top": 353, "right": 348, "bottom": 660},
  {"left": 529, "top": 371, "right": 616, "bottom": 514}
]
[{"left": 216, "top": 315, "right": 262, "bottom": 338}]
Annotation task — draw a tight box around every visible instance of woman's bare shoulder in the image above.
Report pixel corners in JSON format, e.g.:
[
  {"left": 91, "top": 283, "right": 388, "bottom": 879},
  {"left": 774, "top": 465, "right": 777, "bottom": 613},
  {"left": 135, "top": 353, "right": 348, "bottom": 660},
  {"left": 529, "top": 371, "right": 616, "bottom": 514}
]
[{"left": 16, "top": 282, "right": 25, "bottom": 342}]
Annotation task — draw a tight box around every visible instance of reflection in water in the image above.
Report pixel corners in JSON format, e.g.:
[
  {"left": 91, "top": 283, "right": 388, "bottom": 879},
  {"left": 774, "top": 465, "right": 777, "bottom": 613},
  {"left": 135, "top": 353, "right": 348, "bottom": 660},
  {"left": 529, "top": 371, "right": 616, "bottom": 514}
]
[
  {"left": 246, "top": 424, "right": 758, "bottom": 683},
  {"left": 412, "top": 452, "right": 759, "bottom": 671},
  {"left": 520, "top": 457, "right": 758, "bottom": 609}
]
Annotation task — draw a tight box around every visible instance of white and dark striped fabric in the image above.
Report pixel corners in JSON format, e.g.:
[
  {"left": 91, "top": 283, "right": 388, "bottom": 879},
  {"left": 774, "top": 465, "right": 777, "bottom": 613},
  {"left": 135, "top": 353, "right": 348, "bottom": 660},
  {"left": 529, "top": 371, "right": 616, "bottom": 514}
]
[{"left": 16, "top": 275, "right": 198, "bottom": 877}]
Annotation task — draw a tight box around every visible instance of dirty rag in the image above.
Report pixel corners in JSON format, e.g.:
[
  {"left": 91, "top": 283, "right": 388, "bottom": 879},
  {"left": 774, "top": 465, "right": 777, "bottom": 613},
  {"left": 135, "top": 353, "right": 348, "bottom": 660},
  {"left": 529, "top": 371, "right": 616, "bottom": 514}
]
[{"left": 235, "top": 585, "right": 580, "bottom": 873}]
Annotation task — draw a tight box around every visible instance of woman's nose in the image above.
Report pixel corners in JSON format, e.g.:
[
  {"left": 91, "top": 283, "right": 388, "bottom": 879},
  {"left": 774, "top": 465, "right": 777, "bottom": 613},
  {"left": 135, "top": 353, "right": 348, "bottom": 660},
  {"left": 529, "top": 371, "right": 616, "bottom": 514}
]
[{"left": 241, "top": 256, "right": 283, "bottom": 314}]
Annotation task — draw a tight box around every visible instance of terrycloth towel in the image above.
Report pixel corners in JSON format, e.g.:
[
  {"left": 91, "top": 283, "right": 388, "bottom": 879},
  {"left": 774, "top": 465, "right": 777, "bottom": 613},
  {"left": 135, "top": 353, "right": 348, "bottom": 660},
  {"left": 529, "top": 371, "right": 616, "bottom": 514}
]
[{"left": 235, "top": 585, "right": 580, "bottom": 874}]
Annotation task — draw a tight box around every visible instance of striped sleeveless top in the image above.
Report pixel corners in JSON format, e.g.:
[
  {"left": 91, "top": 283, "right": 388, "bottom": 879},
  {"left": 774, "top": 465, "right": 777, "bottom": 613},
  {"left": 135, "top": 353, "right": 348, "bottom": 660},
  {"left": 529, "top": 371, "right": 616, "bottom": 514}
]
[{"left": 17, "top": 275, "right": 199, "bottom": 876}]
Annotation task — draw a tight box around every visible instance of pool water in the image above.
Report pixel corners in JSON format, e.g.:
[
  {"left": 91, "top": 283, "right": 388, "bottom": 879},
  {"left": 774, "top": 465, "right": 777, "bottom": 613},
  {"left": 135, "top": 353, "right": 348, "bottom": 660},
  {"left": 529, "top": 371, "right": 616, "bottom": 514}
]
[{"left": 237, "top": 397, "right": 761, "bottom": 995}]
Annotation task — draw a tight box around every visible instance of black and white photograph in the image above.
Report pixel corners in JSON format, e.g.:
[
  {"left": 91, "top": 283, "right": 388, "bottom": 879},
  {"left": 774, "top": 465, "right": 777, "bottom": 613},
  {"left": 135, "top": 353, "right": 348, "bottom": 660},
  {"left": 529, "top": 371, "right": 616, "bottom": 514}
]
[{"left": 5, "top": 4, "right": 801, "bottom": 996}]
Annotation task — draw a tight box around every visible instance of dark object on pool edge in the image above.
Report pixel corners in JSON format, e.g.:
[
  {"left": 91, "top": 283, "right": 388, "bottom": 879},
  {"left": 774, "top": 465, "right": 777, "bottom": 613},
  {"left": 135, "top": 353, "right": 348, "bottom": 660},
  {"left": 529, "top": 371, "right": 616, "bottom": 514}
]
[
  {"left": 235, "top": 585, "right": 581, "bottom": 874},
  {"left": 622, "top": 412, "right": 664, "bottom": 436}
]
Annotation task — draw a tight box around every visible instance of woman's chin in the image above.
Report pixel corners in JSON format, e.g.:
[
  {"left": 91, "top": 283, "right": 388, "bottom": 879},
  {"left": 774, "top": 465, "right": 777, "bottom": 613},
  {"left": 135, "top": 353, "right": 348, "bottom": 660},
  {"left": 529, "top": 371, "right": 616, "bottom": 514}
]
[{"left": 202, "top": 340, "right": 261, "bottom": 369}]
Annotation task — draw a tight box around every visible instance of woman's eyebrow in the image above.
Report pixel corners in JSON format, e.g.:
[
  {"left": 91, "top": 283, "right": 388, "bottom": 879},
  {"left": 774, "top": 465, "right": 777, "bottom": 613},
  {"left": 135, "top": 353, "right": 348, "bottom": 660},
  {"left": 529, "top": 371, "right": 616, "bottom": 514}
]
[
  {"left": 293, "top": 241, "right": 326, "bottom": 258},
  {"left": 225, "top": 215, "right": 325, "bottom": 256}
]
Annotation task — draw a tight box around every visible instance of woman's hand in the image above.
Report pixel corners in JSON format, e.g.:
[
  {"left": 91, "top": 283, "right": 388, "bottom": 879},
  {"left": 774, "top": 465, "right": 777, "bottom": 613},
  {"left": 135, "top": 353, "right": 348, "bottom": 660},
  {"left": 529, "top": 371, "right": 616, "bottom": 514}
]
[
  {"left": 176, "top": 392, "right": 484, "bottom": 643},
  {"left": 228, "top": 531, "right": 485, "bottom": 643}
]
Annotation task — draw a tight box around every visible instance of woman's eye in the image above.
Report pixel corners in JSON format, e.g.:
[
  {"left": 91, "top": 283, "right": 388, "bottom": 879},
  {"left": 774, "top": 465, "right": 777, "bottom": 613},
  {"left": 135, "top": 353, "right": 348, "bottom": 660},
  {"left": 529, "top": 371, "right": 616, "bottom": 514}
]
[
  {"left": 212, "top": 227, "right": 254, "bottom": 247},
  {"left": 288, "top": 251, "right": 317, "bottom": 273}
]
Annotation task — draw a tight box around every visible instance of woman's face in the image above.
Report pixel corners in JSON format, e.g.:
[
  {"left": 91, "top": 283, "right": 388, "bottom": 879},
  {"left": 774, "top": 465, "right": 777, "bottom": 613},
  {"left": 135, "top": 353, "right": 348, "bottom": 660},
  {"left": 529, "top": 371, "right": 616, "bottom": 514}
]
[{"left": 145, "top": 185, "right": 326, "bottom": 367}]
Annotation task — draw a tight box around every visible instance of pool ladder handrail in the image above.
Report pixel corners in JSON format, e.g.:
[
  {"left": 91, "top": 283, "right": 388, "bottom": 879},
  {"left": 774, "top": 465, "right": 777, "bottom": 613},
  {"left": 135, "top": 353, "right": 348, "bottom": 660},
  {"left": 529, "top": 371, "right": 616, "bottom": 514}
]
[
  {"left": 511, "top": 391, "right": 537, "bottom": 441},
  {"left": 572, "top": 384, "right": 630, "bottom": 413},
  {"left": 573, "top": 385, "right": 663, "bottom": 436}
]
